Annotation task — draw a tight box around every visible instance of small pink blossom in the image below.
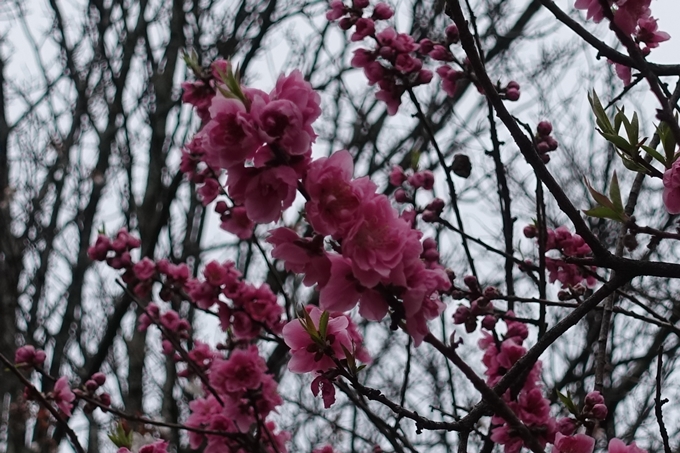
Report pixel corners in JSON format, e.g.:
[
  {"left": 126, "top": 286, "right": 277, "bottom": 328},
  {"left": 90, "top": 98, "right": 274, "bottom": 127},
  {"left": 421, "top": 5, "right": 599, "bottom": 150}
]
[
  {"left": 133, "top": 257, "right": 156, "bottom": 281},
  {"left": 138, "top": 440, "right": 170, "bottom": 453},
  {"left": 15, "top": 345, "right": 46, "bottom": 366},
  {"left": 636, "top": 16, "right": 670, "bottom": 48},
  {"left": 53, "top": 377, "right": 76, "bottom": 416},
  {"left": 608, "top": 439, "right": 647, "bottom": 453},
  {"left": 663, "top": 158, "right": 680, "bottom": 214},
  {"left": 553, "top": 433, "right": 595, "bottom": 453},
  {"left": 282, "top": 306, "right": 355, "bottom": 373},
  {"left": 227, "top": 164, "right": 298, "bottom": 224},
  {"left": 209, "top": 346, "right": 268, "bottom": 393},
  {"left": 372, "top": 2, "right": 394, "bottom": 20},
  {"left": 267, "top": 228, "right": 331, "bottom": 286},
  {"left": 311, "top": 375, "right": 336, "bottom": 408},
  {"left": 220, "top": 205, "right": 254, "bottom": 239}
]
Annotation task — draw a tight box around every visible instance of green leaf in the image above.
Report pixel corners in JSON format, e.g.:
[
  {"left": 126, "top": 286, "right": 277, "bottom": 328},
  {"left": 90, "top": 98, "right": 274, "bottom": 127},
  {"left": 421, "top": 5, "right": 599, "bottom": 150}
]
[
  {"left": 630, "top": 111, "right": 639, "bottom": 145},
  {"left": 618, "top": 152, "right": 648, "bottom": 173},
  {"left": 301, "top": 308, "right": 320, "bottom": 341},
  {"left": 658, "top": 121, "right": 677, "bottom": 166},
  {"left": 585, "top": 179, "right": 615, "bottom": 210},
  {"left": 600, "top": 132, "right": 634, "bottom": 154},
  {"left": 341, "top": 344, "right": 356, "bottom": 373},
  {"left": 318, "top": 311, "right": 330, "bottom": 341},
  {"left": 557, "top": 391, "right": 579, "bottom": 415},
  {"left": 609, "top": 171, "right": 624, "bottom": 214},
  {"left": 583, "top": 206, "right": 623, "bottom": 221},
  {"left": 641, "top": 145, "right": 666, "bottom": 166},
  {"left": 588, "top": 91, "right": 614, "bottom": 133},
  {"left": 108, "top": 423, "right": 133, "bottom": 449}
]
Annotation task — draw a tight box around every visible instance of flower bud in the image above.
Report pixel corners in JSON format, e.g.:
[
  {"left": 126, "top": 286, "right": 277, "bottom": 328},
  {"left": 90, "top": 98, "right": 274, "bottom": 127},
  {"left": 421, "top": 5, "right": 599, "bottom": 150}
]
[
  {"left": 584, "top": 391, "right": 604, "bottom": 407},
  {"left": 445, "top": 24, "right": 459, "bottom": 43},
  {"left": 394, "top": 188, "right": 410, "bottom": 203},
  {"left": 481, "top": 315, "right": 497, "bottom": 330},
  {"left": 372, "top": 2, "right": 394, "bottom": 20},
  {"left": 85, "top": 380, "right": 99, "bottom": 392},
  {"left": 523, "top": 225, "right": 537, "bottom": 238},
  {"left": 591, "top": 404, "right": 608, "bottom": 420},
  {"left": 427, "top": 198, "right": 445, "bottom": 212},
  {"left": 92, "top": 372, "right": 107, "bottom": 386},
  {"left": 537, "top": 121, "right": 553, "bottom": 136},
  {"left": 99, "top": 392, "right": 111, "bottom": 407},
  {"left": 557, "top": 417, "right": 576, "bottom": 435},
  {"left": 505, "top": 88, "right": 520, "bottom": 101}
]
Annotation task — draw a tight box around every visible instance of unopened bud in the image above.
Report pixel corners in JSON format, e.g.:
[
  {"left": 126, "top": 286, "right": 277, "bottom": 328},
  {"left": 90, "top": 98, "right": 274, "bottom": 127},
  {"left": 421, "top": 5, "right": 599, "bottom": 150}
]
[
  {"left": 537, "top": 121, "right": 553, "bottom": 136},
  {"left": 585, "top": 391, "right": 604, "bottom": 407},
  {"left": 591, "top": 404, "right": 608, "bottom": 420}
]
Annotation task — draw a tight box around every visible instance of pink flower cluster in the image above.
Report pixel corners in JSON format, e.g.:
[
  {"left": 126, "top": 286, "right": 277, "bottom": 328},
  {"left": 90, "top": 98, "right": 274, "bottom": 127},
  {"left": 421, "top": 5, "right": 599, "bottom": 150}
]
[
  {"left": 184, "top": 260, "right": 284, "bottom": 339},
  {"left": 574, "top": 0, "right": 669, "bottom": 84},
  {"left": 269, "top": 150, "right": 451, "bottom": 345},
  {"left": 524, "top": 225, "right": 596, "bottom": 288},
  {"left": 329, "top": 0, "right": 520, "bottom": 111},
  {"left": 184, "top": 65, "right": 321, "bottom": 225},
  {"left": 186, "top": 345, "right": 288, "bottom": 452},
  {"left": 118, "top": 440, "right": 170, "bottom": 453},
  {"left": 480, "top": 316, "right": 556, "bottom": 453},
  {"left": 452, "top": 275, "right": 499, "bottom": 332},
  {"left": 547, "top": 392, "right": 645, "bottom": 453},
  {"left": 15, "top": 345, "right": 46, "bottom": 367}
]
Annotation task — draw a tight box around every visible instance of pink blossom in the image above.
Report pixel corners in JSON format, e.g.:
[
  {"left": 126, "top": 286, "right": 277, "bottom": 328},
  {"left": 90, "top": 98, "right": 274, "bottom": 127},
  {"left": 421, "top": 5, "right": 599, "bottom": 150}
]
[
  {"left": 311, "top": 375, "right": 337, "bottom": 408},
  {"left": 304, "top": 150, "right": 377, "bottom": 238},
  {"left": 351, "top": 49, "right": 376, "bottom": 69},
  {"left": 553, "top": 433, "right": 595, "bottom": 453},
  {"left": 574, "top": 0, "right": 609, "bottom": 23},
  {"left": 201, "top": 96, "right": 260, "bottom": 169},
  {"left": 342, "top": 194, "right": 414, "bottom": 287},
  {"left": 270, "top": 70, "right": 321, "bottom": 136},
  {"left": 352, "top": 18, "right": 376, "bottom": 41},
  {"left": 133, "top": 257, "right": 156, "bottom": 281},
  {"left": 209, "top": 346, "right": 268, "bottom": 393},
  {"left": 437, "top": 65, "right": 464, "bottom": 97},
  {"left": 614, "top": 62, "right": 632, "bottom": 85},
  {"left": 227, "top": 164, "right": 298, "bottom": 224},
  {"left": 267, "top": 228, "right": 331, "bottom": 286},
  {"left": 372, "top": 2, "right": 394, "bottom": 20},
  {"left": 319, "top": 255, "right": 362, "bottom": 313},
  {"left": 197, "top": 177, "right": 221, "bottom": 205},
  {"left": 220, "top": 205, "right": 254, "bottom": 239},
  {"left": 282, "top": 306, "right": 355, "bottom": 373},
  {"left": 429, "top": 45, "right": 454, "bottom": 62},
  {"left": 614, "top": 0, "right": 651, "bottom": 35},
  {"left": 252, "top": 98, "right": 312, "bottom": 156},
  {"left": 608, "top": 439, "right": 647, "bottom": 453},
  {"left": 636, "top": 16, "right": 670, "bottom": 48},
  {"left": 15, "top": 345, "right": 46, "bottom": 366},
  {"left": 663, "top": 159, "right": 680, "bottom": 214},
  {"left": 181, "top": 80, "right": 214, "bottom": 122},
  {"left": 326, "top": 0, "right": 346, "bottom": 20},
  {"left": 53, "top": 377, "right": 76, "bottom": 416},
  {"left": 138, "top": 440, "right": 170, "bottom": 453}
]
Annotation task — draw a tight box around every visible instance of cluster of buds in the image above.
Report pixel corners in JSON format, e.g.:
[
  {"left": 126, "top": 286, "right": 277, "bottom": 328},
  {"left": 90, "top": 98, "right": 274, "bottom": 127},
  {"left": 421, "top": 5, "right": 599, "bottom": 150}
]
[
  {"left": 390, "top": 165, "right": 435, "bottom": 202},
  {"left": 500, "top": 80, "right": 521, "bottom": 101},
  {"left": 78, "top": 372, "right": 112, "bottom": 413},
  {"left": 138, "top": 303, "right": 192, "bottom": 355},
  {"left": 15, "top": 345, "right": 46, "bottom": 368},
  {"left": 535, "top": 121, "right": 559, "bottom": 163},
  {"left": 557, "top": 391, "right": 608, "bottom": 437},
  {"left": 452, "top": 276, "right": 500, "bottom": 332}
]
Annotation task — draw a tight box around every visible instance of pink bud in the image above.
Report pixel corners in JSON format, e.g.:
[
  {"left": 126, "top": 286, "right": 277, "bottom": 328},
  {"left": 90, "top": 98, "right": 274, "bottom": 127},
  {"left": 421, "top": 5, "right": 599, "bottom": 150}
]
[
  {"left": 505, "top": 88, "right": 520, "bottom": 101},
  {"left": 372, "top": 2, "right": 394, "bottom": 20},
  {"left": 85, "top": 380, "right": 99, "bottom": 392},
  {"left": 445, "top": 24, "right": 459, "bottom": 43},
  {"left": 557, "top": 417, "right": 577, "bottom": 435},
  {"left": 394, "top": 188, "right": 410, "bottom": 203},
  {"left": 389, "top": 165, "right": 406, "bottom": 186},
  {"left": 427, "top": 198, "right": 445, "bottom": 213},
  {"left": 585, "top": 391, "right": 604, "bottom": 406},
  {"left": 537, "top": 121, "right": 553, "bottom": 136},
  {"left": 523, "top": 225, "right": 538, "bottom": 238},
  {"left": 481, "top": 315, "right": 497, "bottom": 330},
  {"left": 591, "top": 404, "right": 608, "bottom": 420},
  {"left": 92, "top": 372, "right": 106, "bottom": 386},
  {"left": 99, "top": 392, "right": 111, "bottom": 406}
]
